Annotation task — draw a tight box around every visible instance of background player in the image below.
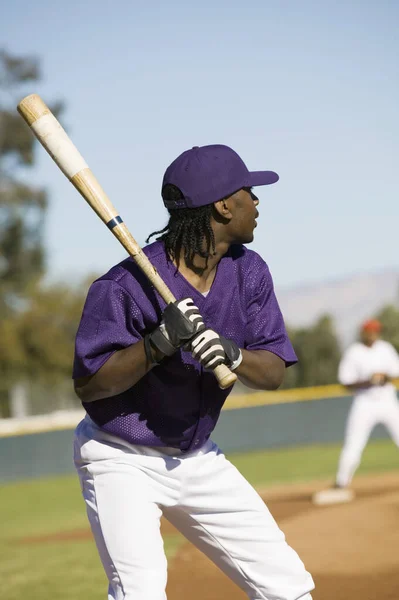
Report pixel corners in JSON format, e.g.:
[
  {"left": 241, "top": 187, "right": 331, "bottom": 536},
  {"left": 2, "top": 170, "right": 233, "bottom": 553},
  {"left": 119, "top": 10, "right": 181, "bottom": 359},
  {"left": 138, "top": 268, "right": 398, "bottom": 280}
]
[
  {"left": 314, "top": 318, "right": 399, "bottom": 505},
  {"left": 73, "top": 144, "right": 314, "bottom": 599}
]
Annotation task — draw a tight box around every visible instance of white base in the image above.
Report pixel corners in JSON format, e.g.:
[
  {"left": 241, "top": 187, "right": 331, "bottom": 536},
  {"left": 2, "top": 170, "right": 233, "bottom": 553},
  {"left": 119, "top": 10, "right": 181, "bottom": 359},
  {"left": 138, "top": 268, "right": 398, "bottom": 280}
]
[{"left": 312, "top": 488, "right": 355, "bottom": 506}]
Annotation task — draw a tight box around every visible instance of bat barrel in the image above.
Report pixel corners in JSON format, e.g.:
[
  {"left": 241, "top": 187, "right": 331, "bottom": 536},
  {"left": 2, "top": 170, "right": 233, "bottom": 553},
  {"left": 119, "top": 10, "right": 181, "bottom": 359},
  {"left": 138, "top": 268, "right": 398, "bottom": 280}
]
[
  {"left": 17, "top": 93, "right": 49, "bottom": 125},
  {"left": 18, "top": 94, "right": 89, "bottom": 180},
  {"left": 18, "top": 94, "right": 120, "bottom": 228}
]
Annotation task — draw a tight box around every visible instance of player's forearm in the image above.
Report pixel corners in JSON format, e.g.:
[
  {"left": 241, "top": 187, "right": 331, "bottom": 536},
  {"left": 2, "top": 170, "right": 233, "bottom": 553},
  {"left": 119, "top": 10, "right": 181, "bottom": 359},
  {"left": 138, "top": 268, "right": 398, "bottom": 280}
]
[
  {"left": 74, "top": 339, "right": 158, "bottom": 402},
  {"left": 344, "top": 381, "right": 372, "bottom": 391},
  {"left": 344, "top": 373, "right": 390, "bottom": 391},
  {"left": 235, "top": 349, "right": 285, "bottom": 390}
]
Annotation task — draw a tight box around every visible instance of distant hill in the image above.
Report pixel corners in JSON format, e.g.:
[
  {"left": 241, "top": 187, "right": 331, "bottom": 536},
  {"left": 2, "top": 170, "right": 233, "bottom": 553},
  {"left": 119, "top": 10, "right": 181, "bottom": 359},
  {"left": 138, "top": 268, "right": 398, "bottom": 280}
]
[{"left": 276, "top": 269, "right": 399, "bottom": 348}]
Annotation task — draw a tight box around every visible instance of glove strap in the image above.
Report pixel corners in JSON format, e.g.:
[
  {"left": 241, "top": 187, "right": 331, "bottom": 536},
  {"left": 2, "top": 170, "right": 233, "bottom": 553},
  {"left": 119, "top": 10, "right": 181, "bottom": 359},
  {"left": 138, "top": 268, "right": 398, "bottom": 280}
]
[
  {"left": 143, "top": 334, "right": 160, "bottom": 367},
  {"left": 230, "top": 350, "right": 243, "bottom": 371},
  {"left": 149, "top": 324, "right": 177, "bottom": 357}
]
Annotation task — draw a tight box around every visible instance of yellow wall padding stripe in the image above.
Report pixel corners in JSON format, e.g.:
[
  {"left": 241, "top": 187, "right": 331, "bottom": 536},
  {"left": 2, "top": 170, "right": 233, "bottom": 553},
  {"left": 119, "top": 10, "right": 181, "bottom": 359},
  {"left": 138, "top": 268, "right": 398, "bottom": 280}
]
[
  {"left": 1, "top": 381, "right": 398, "bottom": 438},
  {"left": 223, "top": 379, "right": 399, "bottom": 411}
]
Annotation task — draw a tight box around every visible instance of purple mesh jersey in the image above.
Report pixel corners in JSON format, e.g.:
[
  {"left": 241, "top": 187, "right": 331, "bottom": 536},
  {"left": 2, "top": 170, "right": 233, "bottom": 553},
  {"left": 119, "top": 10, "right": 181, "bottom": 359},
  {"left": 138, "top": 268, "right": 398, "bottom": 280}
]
[{"left": 73, "top": 241, "right": 297, "bottom": 452}]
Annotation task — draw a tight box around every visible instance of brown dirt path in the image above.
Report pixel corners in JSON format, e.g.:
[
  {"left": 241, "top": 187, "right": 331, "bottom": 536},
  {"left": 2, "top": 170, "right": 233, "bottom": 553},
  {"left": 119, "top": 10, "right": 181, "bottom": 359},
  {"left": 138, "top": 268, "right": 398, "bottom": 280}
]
[{"left": 166, "top": 472, "right": 399, "bottom": 600}]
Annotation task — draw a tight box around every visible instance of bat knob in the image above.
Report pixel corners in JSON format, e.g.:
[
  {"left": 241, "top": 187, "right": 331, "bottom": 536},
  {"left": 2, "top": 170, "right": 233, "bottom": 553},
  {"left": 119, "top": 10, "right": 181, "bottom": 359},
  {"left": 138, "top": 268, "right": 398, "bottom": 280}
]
[{"left": 214, "top": 364, "right": 237, "bottom": 390}]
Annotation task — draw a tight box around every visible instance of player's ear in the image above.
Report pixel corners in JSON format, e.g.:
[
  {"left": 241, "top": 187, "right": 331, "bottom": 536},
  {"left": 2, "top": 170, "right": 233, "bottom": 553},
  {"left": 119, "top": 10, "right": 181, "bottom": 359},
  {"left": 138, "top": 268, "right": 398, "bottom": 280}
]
[{"left": 213, "top": 197, "right": 233, "bottom": 221}]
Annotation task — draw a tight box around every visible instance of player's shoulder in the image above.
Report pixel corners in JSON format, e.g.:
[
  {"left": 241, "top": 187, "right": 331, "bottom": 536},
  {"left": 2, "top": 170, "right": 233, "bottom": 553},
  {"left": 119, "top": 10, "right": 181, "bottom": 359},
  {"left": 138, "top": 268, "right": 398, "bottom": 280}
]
[
  {"left": 349, "top": 342, "right": 364, "bottom": 350},
  {"left": 92, "top": 241, "right": 166, "bottom": 294},
  {"left": 342, "top": 342, "right": 364, "bottom": 358},
  {"left": 226, "top": 246, "right": 273, "bottom": 298},
  {"left": 375, "top": 339, "right": 397, "bottom": 353},
  {"left": 228, "top": 244, "right": 270, "bottom": 273}
]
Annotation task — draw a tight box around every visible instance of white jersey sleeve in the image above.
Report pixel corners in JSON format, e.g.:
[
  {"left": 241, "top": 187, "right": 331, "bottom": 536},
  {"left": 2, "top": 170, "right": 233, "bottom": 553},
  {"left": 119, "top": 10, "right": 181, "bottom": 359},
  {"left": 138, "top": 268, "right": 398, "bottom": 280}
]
[
  {"left": 338, "top": 345, "right": 361, "bottom": 386},
  {"left": 383, "top": 342, "right": 399, "bottom": 378}
]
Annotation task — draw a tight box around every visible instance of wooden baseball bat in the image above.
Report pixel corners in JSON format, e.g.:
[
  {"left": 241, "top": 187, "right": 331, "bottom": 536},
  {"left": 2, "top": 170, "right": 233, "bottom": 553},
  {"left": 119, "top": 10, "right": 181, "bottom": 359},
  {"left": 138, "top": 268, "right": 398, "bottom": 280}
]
[{"left": 17, "top": 94, "right": 237, "bottom": 390}]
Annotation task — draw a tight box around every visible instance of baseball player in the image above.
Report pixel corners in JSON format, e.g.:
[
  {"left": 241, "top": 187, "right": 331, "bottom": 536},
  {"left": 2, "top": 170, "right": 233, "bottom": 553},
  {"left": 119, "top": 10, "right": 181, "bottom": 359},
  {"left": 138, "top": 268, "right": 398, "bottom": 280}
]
[
  {"left": 314, "top": 319, "right": 399, "bottom": 505},
  {"left": 73, "top": 144, "right": 314, "bottom": 600}
]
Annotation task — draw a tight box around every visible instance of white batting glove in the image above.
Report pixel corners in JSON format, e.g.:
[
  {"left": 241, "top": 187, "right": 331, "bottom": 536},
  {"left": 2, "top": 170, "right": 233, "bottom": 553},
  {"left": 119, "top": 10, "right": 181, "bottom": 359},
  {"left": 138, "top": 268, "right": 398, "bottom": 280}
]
[
  {"left": 190, "top": 328, "right": 226, "bottom": 369},
  {"left": 174, "top": 298, "right": 205, "bottom": 333}
]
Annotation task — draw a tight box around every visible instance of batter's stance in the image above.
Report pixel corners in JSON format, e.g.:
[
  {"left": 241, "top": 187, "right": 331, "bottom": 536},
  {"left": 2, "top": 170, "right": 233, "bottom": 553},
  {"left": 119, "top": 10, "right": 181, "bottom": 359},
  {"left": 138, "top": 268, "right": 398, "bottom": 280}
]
[{"left": 73, "top": 145, "right": 314, "bottom": 600}]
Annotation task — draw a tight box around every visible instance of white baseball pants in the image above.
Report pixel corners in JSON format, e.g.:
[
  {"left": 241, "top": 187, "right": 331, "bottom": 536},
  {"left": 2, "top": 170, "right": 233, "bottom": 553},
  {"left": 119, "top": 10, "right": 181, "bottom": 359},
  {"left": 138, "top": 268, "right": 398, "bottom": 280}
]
[
  {"left": 74, "top": 416, "right": 314, "bottom": 600},
  {"left": 336, "top": 394, "right": 399, "bottom": 487}
]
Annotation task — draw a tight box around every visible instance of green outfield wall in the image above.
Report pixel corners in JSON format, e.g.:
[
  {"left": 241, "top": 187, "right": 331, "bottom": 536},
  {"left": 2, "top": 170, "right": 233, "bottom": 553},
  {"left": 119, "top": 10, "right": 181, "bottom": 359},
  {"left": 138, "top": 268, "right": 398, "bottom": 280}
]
[{"left": 1, "top": 386, "right": 397, "bottom": 482}]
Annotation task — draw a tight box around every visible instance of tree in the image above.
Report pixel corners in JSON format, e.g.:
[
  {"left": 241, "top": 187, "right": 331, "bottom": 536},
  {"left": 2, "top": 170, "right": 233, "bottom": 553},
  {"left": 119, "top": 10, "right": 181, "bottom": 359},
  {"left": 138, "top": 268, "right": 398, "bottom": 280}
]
[
  {"left": 0, "top": 50, "right": 48, "bottom": 307},
  {"left": 16, "top": 280, "right": 92, "bottom": 384},
  {"left": 0, "top": 50, "right": 62, "bottom": 414},
  {"left": 0, "top": 276, "right": 93, "bottom": 417},
  {"left": 283, "top": 315, "right": 341, "bottom": 388},
  {"left": 376, "top": 304, "right": 399, "bottom": 353}
]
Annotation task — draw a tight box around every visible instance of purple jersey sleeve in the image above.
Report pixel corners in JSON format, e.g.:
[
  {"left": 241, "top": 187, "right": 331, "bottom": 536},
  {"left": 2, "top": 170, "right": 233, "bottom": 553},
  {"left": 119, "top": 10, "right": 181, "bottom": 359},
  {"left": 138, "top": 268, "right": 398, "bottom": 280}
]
[
  {"left": 73, "top": 279, "right": 145, "bottom": 378},
  {"left": 244, "top": 256, "right": 297, "bottom": 366}
]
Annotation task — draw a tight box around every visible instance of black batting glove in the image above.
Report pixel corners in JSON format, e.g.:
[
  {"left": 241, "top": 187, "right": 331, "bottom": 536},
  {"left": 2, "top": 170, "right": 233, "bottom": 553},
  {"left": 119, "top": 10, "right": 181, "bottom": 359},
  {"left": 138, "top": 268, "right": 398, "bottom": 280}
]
[
  {"left": 145, "top": 298, "right": 205, "bottom": 364},
  {"left": 219, "top": 336, "right": 243, "bottom": 371},
  {"left": 190, "top": 330, "right": 243, "bottom": 371}
]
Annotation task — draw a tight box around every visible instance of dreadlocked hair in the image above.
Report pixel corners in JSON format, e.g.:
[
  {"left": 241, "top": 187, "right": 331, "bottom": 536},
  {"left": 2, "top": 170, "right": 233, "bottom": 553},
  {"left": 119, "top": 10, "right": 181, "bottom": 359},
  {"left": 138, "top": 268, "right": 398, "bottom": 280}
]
[{"left": 146, "top": 184, "right": 216, "bottom": 271}]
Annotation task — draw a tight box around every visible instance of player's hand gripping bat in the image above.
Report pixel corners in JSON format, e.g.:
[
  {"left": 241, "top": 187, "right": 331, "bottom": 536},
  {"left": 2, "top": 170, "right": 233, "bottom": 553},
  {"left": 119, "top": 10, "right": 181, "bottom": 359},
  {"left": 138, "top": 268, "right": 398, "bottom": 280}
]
[{"left": 17, "top": 94, "right": 237, "bottom": 390}]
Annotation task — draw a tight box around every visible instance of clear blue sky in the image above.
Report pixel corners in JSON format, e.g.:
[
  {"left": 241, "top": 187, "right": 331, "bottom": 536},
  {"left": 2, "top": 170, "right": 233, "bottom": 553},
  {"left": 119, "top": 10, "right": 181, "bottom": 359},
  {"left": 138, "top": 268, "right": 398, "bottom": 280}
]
[{"left": 2, "top": 0, "right": 398, "bottom": 288}]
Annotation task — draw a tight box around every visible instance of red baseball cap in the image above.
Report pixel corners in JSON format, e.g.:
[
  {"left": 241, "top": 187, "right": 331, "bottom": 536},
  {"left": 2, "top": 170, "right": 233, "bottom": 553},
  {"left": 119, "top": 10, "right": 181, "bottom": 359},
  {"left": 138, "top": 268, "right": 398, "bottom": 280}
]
[{"left": 361, "top": 319, "right": 381, "bottom": 333}]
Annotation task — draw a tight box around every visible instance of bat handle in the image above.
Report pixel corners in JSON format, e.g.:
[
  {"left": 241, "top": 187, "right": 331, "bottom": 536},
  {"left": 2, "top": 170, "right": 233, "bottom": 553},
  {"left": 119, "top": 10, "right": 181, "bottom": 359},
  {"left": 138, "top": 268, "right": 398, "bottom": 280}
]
[{"left": 213, "top": 363, "right": 237, "bottom": 389}]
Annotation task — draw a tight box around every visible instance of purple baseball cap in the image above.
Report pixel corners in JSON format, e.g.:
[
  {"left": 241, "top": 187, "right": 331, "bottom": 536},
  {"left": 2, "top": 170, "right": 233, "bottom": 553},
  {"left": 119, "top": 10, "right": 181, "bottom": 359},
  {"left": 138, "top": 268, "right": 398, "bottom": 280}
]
[{"left": 162, "top": 144, "right": 279, "bottom": 209}]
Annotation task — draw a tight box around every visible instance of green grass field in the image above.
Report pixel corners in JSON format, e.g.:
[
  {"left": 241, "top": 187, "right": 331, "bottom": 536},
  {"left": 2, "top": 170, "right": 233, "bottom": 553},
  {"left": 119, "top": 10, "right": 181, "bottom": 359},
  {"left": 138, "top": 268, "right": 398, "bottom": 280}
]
[{"left": 1, "top": 440, "right": 398, "bottom": 600}]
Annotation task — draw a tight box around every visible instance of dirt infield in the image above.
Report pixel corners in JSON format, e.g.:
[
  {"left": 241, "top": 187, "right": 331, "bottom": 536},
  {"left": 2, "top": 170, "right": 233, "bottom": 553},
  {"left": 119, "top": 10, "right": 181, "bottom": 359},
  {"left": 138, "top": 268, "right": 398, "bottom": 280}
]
[
  {"left": 166, "top": 472, "right": 399, "bottom": 600},
  {"left": 17, "top": 471, "right": 399, "bottom": 599}
]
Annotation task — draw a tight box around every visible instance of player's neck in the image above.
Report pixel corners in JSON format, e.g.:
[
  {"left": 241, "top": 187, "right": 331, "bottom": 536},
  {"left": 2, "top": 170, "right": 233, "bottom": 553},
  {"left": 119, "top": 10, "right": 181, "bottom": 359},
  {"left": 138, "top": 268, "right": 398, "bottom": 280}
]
[{"left": 175, "top": 239, "right": 230, "bottom": 293}]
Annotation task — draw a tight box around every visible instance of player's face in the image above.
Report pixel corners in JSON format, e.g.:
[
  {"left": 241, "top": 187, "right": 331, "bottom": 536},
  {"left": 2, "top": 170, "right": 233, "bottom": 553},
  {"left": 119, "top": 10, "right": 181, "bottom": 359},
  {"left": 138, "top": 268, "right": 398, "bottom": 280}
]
[
  {"left": 361, "top": 330, "right": 379, "bottom": 346},
  {"left": 229, "top": 187, "right": 260, "bottom": 244}
]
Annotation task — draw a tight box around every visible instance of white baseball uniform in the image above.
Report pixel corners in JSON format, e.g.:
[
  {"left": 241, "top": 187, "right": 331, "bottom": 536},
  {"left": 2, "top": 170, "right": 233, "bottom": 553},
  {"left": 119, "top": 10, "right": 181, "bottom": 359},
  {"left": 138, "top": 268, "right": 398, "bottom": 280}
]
[
  {"left": 74, "top": 416, "right": 314, "bottom": 600},
  {"left": 336, "top": 339, "right": 399, "bottom": 487}
]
